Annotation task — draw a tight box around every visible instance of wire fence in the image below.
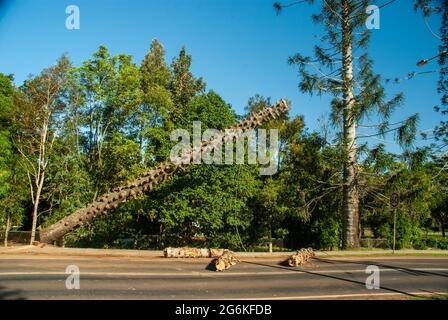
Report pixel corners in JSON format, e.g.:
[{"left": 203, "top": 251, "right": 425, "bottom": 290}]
[{"left": 0, "top": 231, "right": 38, "bottom": 245}]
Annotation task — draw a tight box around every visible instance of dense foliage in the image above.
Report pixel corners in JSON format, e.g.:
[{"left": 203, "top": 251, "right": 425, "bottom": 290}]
[{"left": 0, "top": 35, "right": 447, "bottom": 250}]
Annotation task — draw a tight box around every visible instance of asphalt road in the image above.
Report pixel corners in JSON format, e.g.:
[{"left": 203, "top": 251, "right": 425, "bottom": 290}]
[{"left": 0, "top": 255, "right": 447, "bottom": 300}]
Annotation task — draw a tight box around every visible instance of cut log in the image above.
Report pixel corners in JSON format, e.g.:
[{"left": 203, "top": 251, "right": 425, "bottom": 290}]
[
  {"left": 209, "top": 248, "right": 225, "bottom": 257},
  {"left": 288, "top": 248, "right": 315, "bottom": 267},
  {"left": 213, "top": 249, "right": 240, "bottom": 272},
  {"left": 163, "top": 247, "right": 226, "bottom": 258},
  {"left": 163, "top": 247, "right": 211, "bottom": 258}
]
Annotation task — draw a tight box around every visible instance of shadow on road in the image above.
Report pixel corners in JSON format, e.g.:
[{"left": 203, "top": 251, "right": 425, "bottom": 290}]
[
  {"left": 241, "top": 260, "right": 421, "bottom": 298},
  {"left": 0, "top": 285, "right": 26, "bottom": 300},
  {"left": 205, "top": 260, "right": 217, "bottom": 271},
  {"left": 315, "top": 258, "right": 448, "bottom": 278}
]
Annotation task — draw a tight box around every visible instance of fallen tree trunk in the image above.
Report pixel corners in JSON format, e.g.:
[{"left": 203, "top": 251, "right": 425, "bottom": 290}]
[
  {"left": 39, "top": 100, "right": 289, "bottom": 244},
  {"left": 213, "top": 249, "right": 240, "bottom": 272},
  {"left": 288, "top": 248, "right": 315, "bottom": 267}
]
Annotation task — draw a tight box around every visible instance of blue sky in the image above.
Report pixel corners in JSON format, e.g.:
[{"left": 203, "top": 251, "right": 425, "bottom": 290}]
[{"left": 0, "top": 0, "right": 443, "bottom": 152}]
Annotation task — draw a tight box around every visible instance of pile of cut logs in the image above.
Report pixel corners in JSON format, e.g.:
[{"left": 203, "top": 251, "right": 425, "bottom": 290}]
[
  {"left": 164, "top": 247, "right": 240, "bottom": 272},
  {"left": 212, "top": 250, "right": 240, "bottom": 272},
  {"left": 288, "top": 248, "right": 315, "bottom": 267},
  {"left": 163, "top": 246, "right": 316, "bottom": 271}
]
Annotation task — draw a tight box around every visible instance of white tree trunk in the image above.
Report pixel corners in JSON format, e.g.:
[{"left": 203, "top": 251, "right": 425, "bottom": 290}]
[
  {"left": 30, "top": 176, "right": 44, "bottom": 244},
  {"left": 30, "top": 122, "right": 48, "bottom": 244},
  {"left": 341, "top": 0, "right": 360, "bottom": 249},
  {"left": 4, "top": 215, "right": 10, "bottom": 247}
]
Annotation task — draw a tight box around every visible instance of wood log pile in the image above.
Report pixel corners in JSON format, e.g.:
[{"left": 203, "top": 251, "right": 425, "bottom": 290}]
[
  {"left": 163, "top": 247, "right": 240, "bottom": 272},
  {"left": 39, "top": 100, "right": 289, "bottom": 244},
  {"left": 213, "top": 249, "right": 240, "bottom": 272},
  {"left": 288, "top": 248, "right": 315, "bottom": 267}
]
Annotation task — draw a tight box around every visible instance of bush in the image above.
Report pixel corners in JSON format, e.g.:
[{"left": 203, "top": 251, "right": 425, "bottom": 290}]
[
  {"left": 411, "top": 234, "right": 448, "bottom": 250},
  {"left": 376, "top": 213, "right": 423, "bottom": 249},
  {"left": 413, "top": 239, "right": 428, "bottom": 250},
  {"left": 436, "top": 239, "right": 448, "bottom": 249}
]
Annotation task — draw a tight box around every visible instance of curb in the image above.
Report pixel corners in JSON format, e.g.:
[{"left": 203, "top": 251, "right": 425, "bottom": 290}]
[{"left": 0, "top": 246, "right": 447, "bottom": 259}]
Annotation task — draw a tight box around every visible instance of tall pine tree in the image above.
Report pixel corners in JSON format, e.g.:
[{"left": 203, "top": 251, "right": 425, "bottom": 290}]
[
  {"left": 275, "top": 0, "right": 419, "bottom": 248},
  {"left": 139, "top": 39, "right": 174, "bottom": 164}
]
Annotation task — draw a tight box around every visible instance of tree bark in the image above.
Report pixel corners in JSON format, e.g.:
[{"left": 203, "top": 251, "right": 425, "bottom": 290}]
[
  {"left": 341, "top": 0, "right": 360, "bottom": 249},
  {"left": 30, "top": 174, "right": 44, "bottom": 244},
  {"left": 29, "top": 119, "right": 50, "bottom": 244},
  {"left": 30, "top": 121, "right": 48, "bottom": 244},
  {"left": 269, "top": 216, "right": 272, "bottom": 253},
  {"left": 163, "top": 247, "right": 225, "bottom": 258},
  {"left": 4, "top": 215, "right": 10, "bottom": 247}
]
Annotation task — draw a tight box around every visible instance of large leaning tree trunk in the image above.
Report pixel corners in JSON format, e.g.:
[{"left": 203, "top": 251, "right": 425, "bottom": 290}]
[
  {"left": 340, "top": 0, "right": 359, "bottom": 248},
  {"left": 39, "top": 100, "right": 289, "bottom": 244}
]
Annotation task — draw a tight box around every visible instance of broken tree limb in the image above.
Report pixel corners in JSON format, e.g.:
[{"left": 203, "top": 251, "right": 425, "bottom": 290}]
[{"left": 39, "top": 100, "right": 289, "bottom": 244}]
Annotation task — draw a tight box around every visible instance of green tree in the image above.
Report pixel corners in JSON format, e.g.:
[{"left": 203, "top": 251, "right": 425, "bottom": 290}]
[
  {"left": 14, "top": 56, "right": 70, "bottom": 243},
  {"left": 144, "top": 90, "right": 256, "bottom": 249},
  {"left": 0, "top": 73, "right": 26, "bottom": 245},
  {"left": 275, "top": 0, "right": 418, "bottom": 248},
  {"left": 75, "top": 46, "right": 142, "bottom": 196},
  {"left": 139, "top": 39, "right": 174, "bottom": 164},
  {"left": 0, "top": 73, "right": 15, "bottom": 204},
  {"left": 170, "top": 47, "right": 206, "bottom": 122},
  {"left": 40, "top": 125, "right": 94, "bottom": 228}
]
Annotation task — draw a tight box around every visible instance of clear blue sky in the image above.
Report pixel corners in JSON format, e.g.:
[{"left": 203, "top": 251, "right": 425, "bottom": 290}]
[{"left": 0, "top": 0, "right": 443, "bottom": 152}]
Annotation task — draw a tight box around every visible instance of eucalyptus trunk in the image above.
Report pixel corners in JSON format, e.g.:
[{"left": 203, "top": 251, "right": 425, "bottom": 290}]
[{"left": 30, "top": 121, "right": 48, "bottom": 244}]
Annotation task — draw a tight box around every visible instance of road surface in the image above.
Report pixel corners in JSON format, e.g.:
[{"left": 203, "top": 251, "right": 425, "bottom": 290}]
[{"left": 0, "top": 254, "right": 447, "bottom": 299}]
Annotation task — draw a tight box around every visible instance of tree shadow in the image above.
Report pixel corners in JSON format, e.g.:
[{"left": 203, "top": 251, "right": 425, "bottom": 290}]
[
  {"left": 0, "top": 285, "right": 26, "bottom": 300},
  {"left": 314, "top": 258, "right": 448, "bottom": 278},
  {"left": 278, "top": 259, "right": 290, "bottom": 267},
  {"left": 205, "top": 259, "right": 217, "bottom": 272},
  {"left": 241, "top": 260, "right": 420, "bottom": 298}
]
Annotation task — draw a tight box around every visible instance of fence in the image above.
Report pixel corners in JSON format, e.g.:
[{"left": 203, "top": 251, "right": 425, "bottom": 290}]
[
  {"left": 0, "top": 231, "right": 38, "bottom": 245},
  {"left": 360, "top": 238, "right": 388, "bottom": 249}
]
